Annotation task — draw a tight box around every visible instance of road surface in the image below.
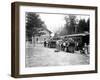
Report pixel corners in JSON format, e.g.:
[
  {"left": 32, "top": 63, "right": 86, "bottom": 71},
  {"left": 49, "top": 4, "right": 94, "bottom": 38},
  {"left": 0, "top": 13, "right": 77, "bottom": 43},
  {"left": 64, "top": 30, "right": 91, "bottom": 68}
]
[{"left": 25, "top": 43, "right": 89, "bottom": 67}]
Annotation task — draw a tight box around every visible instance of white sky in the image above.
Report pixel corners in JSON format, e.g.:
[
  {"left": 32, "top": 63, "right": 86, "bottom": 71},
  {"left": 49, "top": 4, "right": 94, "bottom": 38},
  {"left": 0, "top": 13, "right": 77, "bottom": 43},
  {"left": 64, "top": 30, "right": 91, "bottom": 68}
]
[{"left": 38, "top": 13, "right": 89, "bottom": 34}]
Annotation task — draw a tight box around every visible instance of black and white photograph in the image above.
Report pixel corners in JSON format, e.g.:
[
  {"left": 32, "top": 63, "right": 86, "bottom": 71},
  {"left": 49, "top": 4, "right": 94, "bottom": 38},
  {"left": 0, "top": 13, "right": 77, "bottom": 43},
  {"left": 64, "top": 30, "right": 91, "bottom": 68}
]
[
  {"left": 11, "top": 2, "right": 97, "bottom": 77},
  {"left": 25, "top": 13, "right": 90, "bottom": 67}
]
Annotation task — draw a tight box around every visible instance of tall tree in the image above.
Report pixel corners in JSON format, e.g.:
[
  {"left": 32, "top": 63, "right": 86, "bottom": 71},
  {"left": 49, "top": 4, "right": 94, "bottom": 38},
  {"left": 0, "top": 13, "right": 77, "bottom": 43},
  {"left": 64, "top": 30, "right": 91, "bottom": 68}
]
[
  {"left": 86, "top": 18, "right": 90, "bottom": 32},
  {"left": 77, "top": 19, "right": 89, "bottom": 33},
  {"left": 60, "top": 15, "right": 77, "bottom": 35},
  {"left": 64, "top": 15, "right": 77, "bottom": 34},
  {"left": 54, "top": 15, "right": 78, "bottom": 37},
  {"left": 26, "top": 12, "right": 45, "bottom": 41}
]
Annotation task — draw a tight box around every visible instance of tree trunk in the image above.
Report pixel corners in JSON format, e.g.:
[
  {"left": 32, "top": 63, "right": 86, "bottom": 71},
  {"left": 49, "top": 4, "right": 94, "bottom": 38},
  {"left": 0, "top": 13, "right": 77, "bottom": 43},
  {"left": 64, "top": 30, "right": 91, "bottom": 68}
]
[{"left": 32, "top": 36, "right": 36, "bottom": 47}]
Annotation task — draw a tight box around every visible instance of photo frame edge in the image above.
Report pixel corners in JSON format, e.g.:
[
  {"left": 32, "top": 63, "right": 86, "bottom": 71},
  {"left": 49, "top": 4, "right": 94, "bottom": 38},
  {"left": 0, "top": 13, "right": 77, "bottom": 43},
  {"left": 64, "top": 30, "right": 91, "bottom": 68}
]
[{"left": 11, "top": 2, "right": 98, "bottom": 78}]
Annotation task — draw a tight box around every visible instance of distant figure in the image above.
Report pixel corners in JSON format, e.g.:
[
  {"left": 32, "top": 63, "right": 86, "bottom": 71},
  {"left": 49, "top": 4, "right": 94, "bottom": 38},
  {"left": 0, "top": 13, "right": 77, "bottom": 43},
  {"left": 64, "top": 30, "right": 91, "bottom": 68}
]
[
  {"left": 61, "top": 42, "right": 63, "bottom": 51},
  {"left": 59, "top": 41, "right": 62, "bottom": 50},
  {"left": 63, "top": 42, "right": 66, "bottom": 51},
  {"left": 68, "top": 40, "right": 75, "bottom": 53},
  {"left": 36, "top": 38, "right": 38, "bottom": 43},
  {"left": 56, "top": 40, "right": 59, "bottom": 50},
  {"left": 75, "top": 42, "right": 79, "bottom": 51},
  {"left": 54, "top": 40, "right": 60, "bottom": 52},
  {"left": 65, "top": 41, "right": 69, "bottom": 52},
  {"left": 84, "top": 43, "right": 88, "bottom": 55},
  {"left": 44, "top": 40, "right": 46, "bottom": 47},
  {"left": 46, "top": 41, "right": 48, "bottom": 47},
  {"left": 78, "top": 42, "right": 83, "bottom": 51}
]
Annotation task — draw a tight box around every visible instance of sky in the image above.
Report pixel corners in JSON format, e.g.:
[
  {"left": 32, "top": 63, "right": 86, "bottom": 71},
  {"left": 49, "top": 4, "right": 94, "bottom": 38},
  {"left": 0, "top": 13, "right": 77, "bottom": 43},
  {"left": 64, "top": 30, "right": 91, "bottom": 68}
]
[
  {"left": 38, "top": 13, "right": 90, "bottom": 35},
  {"left": 39, "top": 13, "right": 66, "bottom": 33}
]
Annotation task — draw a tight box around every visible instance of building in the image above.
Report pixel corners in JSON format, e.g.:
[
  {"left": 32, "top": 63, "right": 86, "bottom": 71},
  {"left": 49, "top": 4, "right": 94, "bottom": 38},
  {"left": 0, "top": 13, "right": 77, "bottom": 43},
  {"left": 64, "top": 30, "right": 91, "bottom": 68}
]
[{"left": 32, "top": 27, "right": 52, "bottom": 44}]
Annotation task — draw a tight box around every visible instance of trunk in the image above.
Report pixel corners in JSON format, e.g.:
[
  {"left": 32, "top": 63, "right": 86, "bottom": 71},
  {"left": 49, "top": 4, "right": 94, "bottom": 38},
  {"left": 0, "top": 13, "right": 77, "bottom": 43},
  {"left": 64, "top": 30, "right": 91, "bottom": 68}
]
[{"left": 32, "top": 36, "right": 36, "bottom": 47}]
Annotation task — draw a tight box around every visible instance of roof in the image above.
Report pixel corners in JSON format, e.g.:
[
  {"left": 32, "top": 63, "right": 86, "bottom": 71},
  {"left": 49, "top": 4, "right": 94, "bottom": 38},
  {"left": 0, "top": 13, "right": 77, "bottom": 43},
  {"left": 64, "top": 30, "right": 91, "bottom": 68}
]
[
  {"left": 42, "top": 27, "right": 52, "bottom": 34},
  {"left": 62, "top": 33, "right": 89, "bottom": 38}
]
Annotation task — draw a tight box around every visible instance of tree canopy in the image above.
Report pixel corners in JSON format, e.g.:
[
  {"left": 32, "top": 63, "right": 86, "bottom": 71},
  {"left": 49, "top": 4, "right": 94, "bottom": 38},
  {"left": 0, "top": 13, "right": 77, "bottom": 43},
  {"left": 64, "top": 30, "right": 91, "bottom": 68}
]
[
  {"left": 26, "top": 12, "right": 46, "bottom": 41},
  {"left": 77, "top": 19, "right": 89, "bottom": 33},
  {"left": 55, "top": 15, "right": 90, "bottom": 36}
]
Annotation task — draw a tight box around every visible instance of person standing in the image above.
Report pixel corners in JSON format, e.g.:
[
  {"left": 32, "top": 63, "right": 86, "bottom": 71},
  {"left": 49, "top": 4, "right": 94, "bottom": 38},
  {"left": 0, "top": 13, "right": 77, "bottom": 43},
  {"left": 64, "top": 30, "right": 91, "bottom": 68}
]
[
  {"left": 63, "top": 41, "right": 66, "bottom": 51},
  {"left": 65, "top": 41, "right": 69, "bottom": 52},
  {"left": 84, "top": 43, "right": 88, "bottom": 55},
  {"left": 56, "top": 40, "right": 59, "bottom": 50},
  {"left": 44, "top": 40, "right": 46, "bottom": 47}
]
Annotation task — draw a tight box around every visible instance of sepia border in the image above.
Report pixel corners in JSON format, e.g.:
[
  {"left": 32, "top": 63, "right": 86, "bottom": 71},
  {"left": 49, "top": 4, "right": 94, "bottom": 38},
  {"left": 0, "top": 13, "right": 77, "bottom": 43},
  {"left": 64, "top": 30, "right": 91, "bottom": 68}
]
[{"left": 11, "top": 2, "right": 98, "bottom": 78}]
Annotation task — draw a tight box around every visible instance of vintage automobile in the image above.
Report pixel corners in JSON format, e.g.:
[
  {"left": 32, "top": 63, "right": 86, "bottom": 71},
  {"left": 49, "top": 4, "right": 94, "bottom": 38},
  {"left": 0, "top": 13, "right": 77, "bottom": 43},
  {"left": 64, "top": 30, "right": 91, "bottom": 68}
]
[
  {"left": 48, "top": 37, "right": 61, "bottom": 48},
  {"left": 48, "top": 40, "right": 56, "bottom": 48}
]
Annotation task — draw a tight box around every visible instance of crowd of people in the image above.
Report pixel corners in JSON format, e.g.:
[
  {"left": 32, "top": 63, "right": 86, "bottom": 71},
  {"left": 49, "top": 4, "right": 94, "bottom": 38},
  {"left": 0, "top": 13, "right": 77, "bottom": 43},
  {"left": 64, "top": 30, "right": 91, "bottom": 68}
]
[{"left": 44, "top": 38, "right": 89, "bottom": 55}]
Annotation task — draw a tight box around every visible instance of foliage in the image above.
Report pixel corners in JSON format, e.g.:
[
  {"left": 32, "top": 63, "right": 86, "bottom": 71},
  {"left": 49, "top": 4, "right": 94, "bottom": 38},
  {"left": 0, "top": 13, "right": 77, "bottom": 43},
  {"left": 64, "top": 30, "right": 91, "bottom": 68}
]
[
  {"left": 26, "top": 12, "right": 45, "bottom": 41},
  {"left": 64, "top": 15, "right": 77, "bottom": 34},
  {"left": 55, "top": 15, "right": 90, "bottom": 37},
  {"left": 77, "top": 19, "right": 89, "bottom": 33},
  {"left": 58, "top": 15, "right": 77, "bottom": 36}
]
